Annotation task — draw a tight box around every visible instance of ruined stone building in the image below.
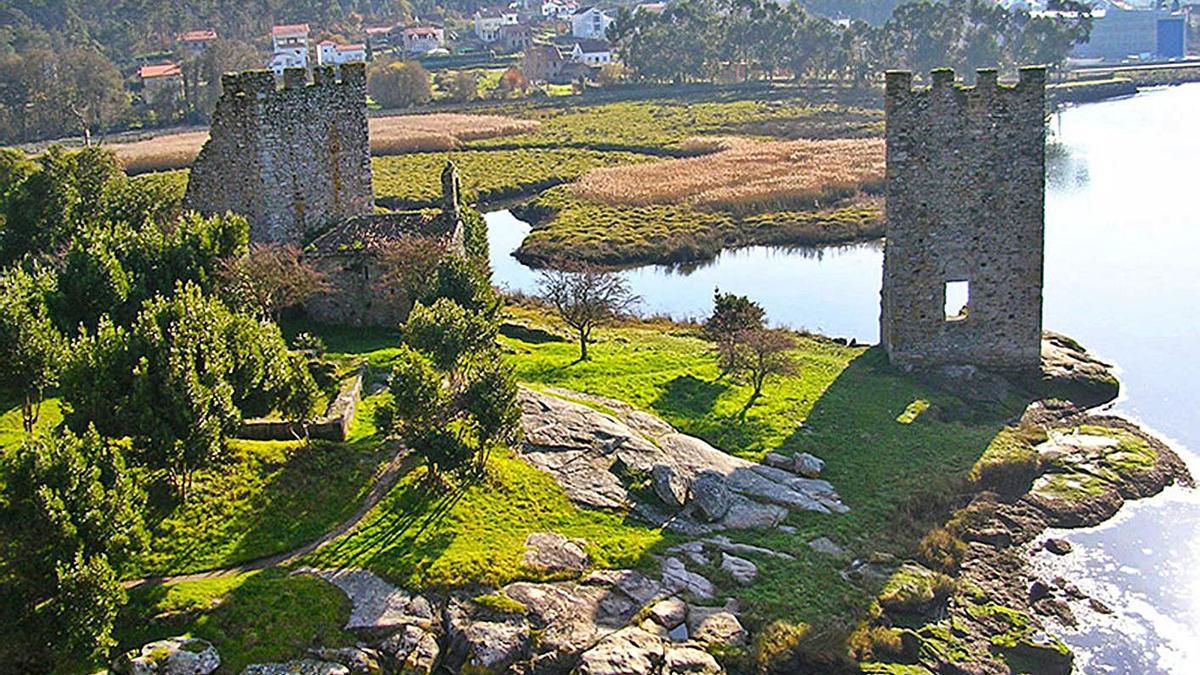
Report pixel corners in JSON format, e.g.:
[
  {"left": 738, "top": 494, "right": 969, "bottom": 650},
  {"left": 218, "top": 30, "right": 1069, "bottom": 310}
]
[
  {"left": 184, "top": 65, "right": 374, "bottom": 244},
  {"left": 183, "top": 64, "right": 464, "bottom": 327},
  {"left": 879, "top": 67, "right": 1046, "bottom": 372},
  {"left": 305, "top": 164, "right": 465, "bottom": 327}
]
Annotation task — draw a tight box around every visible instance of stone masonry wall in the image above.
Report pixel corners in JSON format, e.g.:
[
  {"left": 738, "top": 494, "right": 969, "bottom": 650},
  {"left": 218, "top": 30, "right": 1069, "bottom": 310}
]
[
  {"left": 880, "top": 67, "right": 1046, "bottom": 372},
  {"left": 183, "top": 64, "right": 374, "bottom": 244}
]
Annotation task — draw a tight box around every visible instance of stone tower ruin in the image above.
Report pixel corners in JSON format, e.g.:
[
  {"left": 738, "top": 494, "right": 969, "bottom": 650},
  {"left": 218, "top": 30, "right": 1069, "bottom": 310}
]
[
  {"left": 879, "top": 66, "right": 1046, "bottom": 372},
  {"left": 183, "top": 64, "right": 374, "bottom": 244}
]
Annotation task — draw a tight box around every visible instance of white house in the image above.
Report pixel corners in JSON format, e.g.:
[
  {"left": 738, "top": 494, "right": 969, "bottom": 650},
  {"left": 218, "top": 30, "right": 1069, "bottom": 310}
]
[
  {"left": 177, "top": 29, "right": 218, "bottom": 56},
  {"left": 543, "top": 0, "right": 578, "bottom": 19},
  {"left": 571, "top": 6, "right": 613, "bottom": 39},
  {"left": 475, "top": 7, "right": 520, "bottom": 43},
  {"left": 317, "top": 41, "right": 366, "bottom": 66},
  {"left": 564, "top": 38, "right": 612, "bottom": 65},
  {"left": 270, "top": 23, "right": 310, "bottom": 75},
  {"left": 402, "top": 25, "right": 445, "bottom": 55}
]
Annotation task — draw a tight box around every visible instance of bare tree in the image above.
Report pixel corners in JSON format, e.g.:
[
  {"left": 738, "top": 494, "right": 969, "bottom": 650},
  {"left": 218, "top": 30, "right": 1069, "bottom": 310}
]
[
  {"left": 732, "top": 328, "right": 796, "bottom": 403},
  {"left": 538, "top": 262, "right": 639, "bottom": 361},
  {"left": 217, "top": 243, "right": 329, "bottom": 321}
]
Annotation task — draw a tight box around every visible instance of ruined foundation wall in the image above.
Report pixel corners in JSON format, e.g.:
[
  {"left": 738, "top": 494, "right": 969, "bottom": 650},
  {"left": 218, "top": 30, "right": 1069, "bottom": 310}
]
[
  {"left": 183, "top": 64, "right": 374, "bottom": 244},
  {"left": 880, "top": 67, "right": 1046, "bottom": 372}
]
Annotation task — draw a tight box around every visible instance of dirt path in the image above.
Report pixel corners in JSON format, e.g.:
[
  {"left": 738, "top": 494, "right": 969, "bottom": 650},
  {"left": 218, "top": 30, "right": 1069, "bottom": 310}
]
[{"left": 123, "top": 444, "right": 409, "bottom": 590}]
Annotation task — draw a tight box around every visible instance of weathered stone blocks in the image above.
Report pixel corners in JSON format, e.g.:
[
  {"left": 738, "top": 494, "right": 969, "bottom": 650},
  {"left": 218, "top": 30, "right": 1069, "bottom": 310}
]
[{"left": 880, "top": 66, "right": 1046, "bottom": 372}]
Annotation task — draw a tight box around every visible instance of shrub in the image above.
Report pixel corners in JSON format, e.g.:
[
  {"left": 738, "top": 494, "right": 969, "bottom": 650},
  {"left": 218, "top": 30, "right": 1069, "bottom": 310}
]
[{"left": 916, "top": 526, "right": 968, "bottom": 574}]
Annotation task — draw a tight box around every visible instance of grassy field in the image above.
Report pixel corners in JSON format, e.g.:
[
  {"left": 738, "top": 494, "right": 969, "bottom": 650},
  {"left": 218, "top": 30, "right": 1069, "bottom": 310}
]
[
  {"left": 573, "top": 137, "right": 885, "bottom": 214},
  {"left": 115, "top": 569, "right": 353, "bottom": 673},
  {"left": 108, "top": 113, "right": 542, "bottom": 173},
  {"left": 470, "top": 100, "right": 883, "bottom": 151},
  {"left": 372, "top": 148, "right": 656, "bottom": 208},
  {"left": 515, "top": 185, "right": 883, "bottom": 266}
]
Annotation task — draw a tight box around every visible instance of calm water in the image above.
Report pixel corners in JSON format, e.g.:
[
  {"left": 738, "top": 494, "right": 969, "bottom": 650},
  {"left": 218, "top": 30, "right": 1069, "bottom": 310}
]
[{"left": 487, "top": 83, "right": 1200, "bottom": 673}]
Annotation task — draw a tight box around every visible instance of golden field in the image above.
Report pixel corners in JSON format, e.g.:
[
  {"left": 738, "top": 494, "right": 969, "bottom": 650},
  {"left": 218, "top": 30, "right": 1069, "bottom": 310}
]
[
  {"left": 109, "top": 113, "right": 541, "bottom": 173},
  {"left": 571, "top": 137, "right": 885, "bottom": 213}
]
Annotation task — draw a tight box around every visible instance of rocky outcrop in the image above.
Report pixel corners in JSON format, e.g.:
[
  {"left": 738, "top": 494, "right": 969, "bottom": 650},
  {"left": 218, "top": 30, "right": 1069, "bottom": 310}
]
[
  {"left": 376, "top": 626, "right": 439, "bottom": 674},
  {"left": 295, "top": 568, "right": 434, "bottom": 634},
  {"left": 113, "top": 636, "right": 220, "bottom": 675},
  {"left": 1034, "top": 332, "right": 1120, "bottom": 408},
  {"left": 525, "top": 532, "right": 591, "bottom": 576},
  {"left": 517, "top": 387, "right": 847, "bottom": 534}
]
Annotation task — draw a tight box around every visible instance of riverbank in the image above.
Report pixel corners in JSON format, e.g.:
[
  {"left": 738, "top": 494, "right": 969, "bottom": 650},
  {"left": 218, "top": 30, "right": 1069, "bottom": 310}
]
[{"left": 511, "top": 188, "right": 885, "bottom": 268}]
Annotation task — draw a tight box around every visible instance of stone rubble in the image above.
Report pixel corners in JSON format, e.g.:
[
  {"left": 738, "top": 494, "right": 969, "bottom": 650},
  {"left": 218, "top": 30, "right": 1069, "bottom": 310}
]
[{"left": 112, "top": 636, "right": 220, "bottom": 675}]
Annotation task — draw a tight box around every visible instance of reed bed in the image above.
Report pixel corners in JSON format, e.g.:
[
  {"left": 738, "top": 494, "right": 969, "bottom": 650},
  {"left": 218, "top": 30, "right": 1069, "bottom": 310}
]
[
  {"left": 571, "top": 137, "right": 885, "bottom": 214},
  {"left": 109, "top": 113, "right": 540, "bottom": 173}
]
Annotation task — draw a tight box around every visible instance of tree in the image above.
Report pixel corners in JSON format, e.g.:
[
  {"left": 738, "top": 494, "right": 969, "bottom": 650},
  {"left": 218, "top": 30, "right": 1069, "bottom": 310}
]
[
  {"left": 732, "top": 328, "right": 796, "bottom": 402},
  {"left": 0, "top": 427, "right": 146, "bottom": 670},
  {"left": 538, "top": 262, "right": 639, "bottom": 360},
  {"left": 0, "top": 267, "right": 66, "bottom": 434},
  {"left": 61, "top": 283, "right": 313, "bottom": 500},
  {"left": 368, "top": 58, "right": 432, "bottom": 108},
  {"left": 376, "top": 235, "right": 452, "bottom": 311},
  {"left": 217, "top": 242, "right": 329, "bottom": 321},
  {"left": 495, "top": 67, "right": 529, "bottom": 98},
  {"left": 703, "top": 289, "right": 765, "bottom": 373},
  {"left": 442, "top": 70, "right": 480, "bottom": 103}
]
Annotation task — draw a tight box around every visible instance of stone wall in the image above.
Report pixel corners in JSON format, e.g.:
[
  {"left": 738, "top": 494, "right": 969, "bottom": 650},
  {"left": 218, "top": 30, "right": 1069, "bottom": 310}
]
[
  {"left": 880, "top": 67, "right": 1046, "bottom": 372},
  {"left": 183, "top": 64, "right": 374, "bottom": 244}
]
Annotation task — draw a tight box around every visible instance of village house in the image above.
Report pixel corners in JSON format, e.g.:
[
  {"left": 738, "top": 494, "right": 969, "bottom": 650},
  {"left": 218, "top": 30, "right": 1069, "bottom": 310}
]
[
  {"left": 269, "top": 23, "right": 310, "bottom": 75},
  {"left": 475, "top": 6, "right": 520, "bottom": 43},
  {"left": 542, "top": 0, "right": 579, "bottom": 20},
  {"left": 317, "top": 41, "right": 367, "bottom": 66},
  {"left": 402, "top": 25, "right": 446, "bottom": 55},
  {"left": 364, "top": 23, "right": 397, "bottom": 49},
  {"left": 571, "top": 5, "right": 614, "bottom": 39},
  {"left": 524, "top": 42, "right": 593, "bottom": 83},
  {"left": 561, "top": 37, "right": 613, "bottom": 65},
  {"left": 636, "top": 2, "right": 667, "bottom": 14},
  {"left": 138, "top": 62, "right": 184, "bottom": 99},
  {"left": 498, "top": 24, "right": 534, "bottom": 53},
  {"left": 177, "top": 29, "right": 217, "bottom": 56}
]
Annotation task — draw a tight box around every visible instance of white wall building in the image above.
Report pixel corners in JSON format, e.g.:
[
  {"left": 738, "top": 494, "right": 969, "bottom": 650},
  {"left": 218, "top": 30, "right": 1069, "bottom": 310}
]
[
  {"left": 543, "top": 0, "right": 579, "bottom": 19},
  {"left": 571, "top": 6, "right": 613, "bottom": 39},
  {"left": 403, "top": 25, "right": 445, "bottom": 55},
  {"left": 270, "top": 23, "right": 310, "bottom": 75},
  {"left": 567, "top": 38, "right": 612, "bottom": 65},
  {"left": 475, "top": 7, "right": 520, "bottom": 43},
  {"left": 317, "top": 41, "right": 366, "bottom": 66}
]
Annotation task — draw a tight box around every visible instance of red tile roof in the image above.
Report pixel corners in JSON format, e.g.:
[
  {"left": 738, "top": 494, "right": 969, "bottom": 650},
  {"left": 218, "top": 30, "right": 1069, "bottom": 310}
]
[
  {"left": 139, "top": 62, "right": 182, "bottom": 79},
  {"left": 404, "top": 26, "right": 441, "bottom": 36},
  {"left": 272, "top": 23, "right": 310, "bottom": 37},
  {"left": 178, "top": 29, "right": 217, "bottom": 42},
  {"left": 318, "top": 39, "right": 336, "bottom": 46},
  {"left": 335, "top": 43, "right": 365, "bottom": 52},
  {"left": 365, "top": 24, "right": 396, "bottom": 34}
]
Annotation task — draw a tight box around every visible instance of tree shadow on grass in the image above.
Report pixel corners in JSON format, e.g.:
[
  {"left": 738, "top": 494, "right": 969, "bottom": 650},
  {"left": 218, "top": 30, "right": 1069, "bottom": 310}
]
[{"left": 651, "top": 374, "right": 729, "bottom": 422}]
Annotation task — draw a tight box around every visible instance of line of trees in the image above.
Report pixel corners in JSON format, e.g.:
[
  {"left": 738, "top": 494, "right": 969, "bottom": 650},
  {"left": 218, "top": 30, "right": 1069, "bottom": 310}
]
[{"left": 609, "top": 0, "right": 1093, "bottom": 86}]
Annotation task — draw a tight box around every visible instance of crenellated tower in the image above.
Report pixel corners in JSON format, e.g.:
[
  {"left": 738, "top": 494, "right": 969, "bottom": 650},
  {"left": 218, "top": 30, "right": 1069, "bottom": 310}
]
[
  {"left": 880, "top": 66, "right": 1047, "bottom": 372},
  {"left": 183, "top": 63, "right": 374, "bottom": 244}
]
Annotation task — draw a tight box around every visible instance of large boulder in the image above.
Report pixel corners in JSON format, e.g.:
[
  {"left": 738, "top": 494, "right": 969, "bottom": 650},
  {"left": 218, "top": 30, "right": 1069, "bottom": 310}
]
[
  {"left": 652, "top": 464, "right": 690, "bottom": 508},
  {"left": 307, "top": 648, "right": 383, "bottom": 675},
  {"left": 576, "top": 626, "right": 666, "bottom": 675},
  {"left": 524, "top": 532, "right": 590, "bottom": 576},
  {"left": 113, "top": 636, "right": 220, "bottom": 675},
  {"left": 661, "top": 558, "right": 715, "bottom": 600},
  {"left": 662, "top": 645, "right": 722, "bottom": 675},
  {"left": 444, "top": 600, "right": 531, "bottom": 672},
  {"left": 297, "top": 568, "right": 433, "bottom": 633},
  {"left": 690, "top": 471, "right": 730, "bottom": 522},
  {"left": 376, "top": 625, "right": 439, "bottom": 674},
  {"left": 686, "top": 607, "right": 747, "bottom": 648},
  {"left": 1035, "top": 332, "right": 1119, "bottom": 408}
]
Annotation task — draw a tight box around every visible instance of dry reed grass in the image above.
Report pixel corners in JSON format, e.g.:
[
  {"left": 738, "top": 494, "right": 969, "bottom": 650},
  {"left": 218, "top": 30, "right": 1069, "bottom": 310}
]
[
  {"left": 572, "top": 136, "right": 885, "bottom": 213},
  {"left": 109, "top": 113, "right": 540, "bottom": 173}
]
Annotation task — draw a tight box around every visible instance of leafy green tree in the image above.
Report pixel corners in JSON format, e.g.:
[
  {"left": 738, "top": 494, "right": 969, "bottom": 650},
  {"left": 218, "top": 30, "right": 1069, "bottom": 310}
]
[
  {"left": 704, "top": 289, "right": 765, "bottom": 373},
  {"left": 61, "top": 282, "right": 313, "bottom": 500},
  {"left": 422, "top": 253, "right": 498, "bottom": 316},
  {"left": 0, "top": 267, "right": 66, "bottom": 434},
  {"left": 368, "top": 58, "right": 432, "bottom": 109},
  {"left": 402, "top": 297, "right": 498, "bottom": 373},
  {"left": 0, "top": 427, "right": 146, "bottom": 670}
]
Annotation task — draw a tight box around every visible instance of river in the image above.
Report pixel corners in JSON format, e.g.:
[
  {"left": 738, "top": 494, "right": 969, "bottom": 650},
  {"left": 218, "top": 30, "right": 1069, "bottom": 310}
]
[{"left": 486, "top": 83, "right": 1200, "bottom": 673}]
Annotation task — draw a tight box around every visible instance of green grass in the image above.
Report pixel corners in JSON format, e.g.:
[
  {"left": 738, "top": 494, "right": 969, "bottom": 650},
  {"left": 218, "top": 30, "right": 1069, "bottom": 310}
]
[
  {"left": 516, "top": 185, "right": 883, "bottom": 266},
  {"left": 470, "top": 100, "right": 883, "bottom": 151},
  {"left": 129, "top": 429, "right": 389, "bottom": 578},
  {"left": 306, "top": 448, "right": 665, "bottom": 589},
  {"left": 0, "top": 396, "right": 62, "bottom": 455},
  {"left": 371, "top": 148, "right": 654, "bottom": 208},
  {"left": 491, "top": 306, "right": 1027, "bottom": 631},
  {"left": 115, "top": 569, "right": 353, "bottom": 673}
]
